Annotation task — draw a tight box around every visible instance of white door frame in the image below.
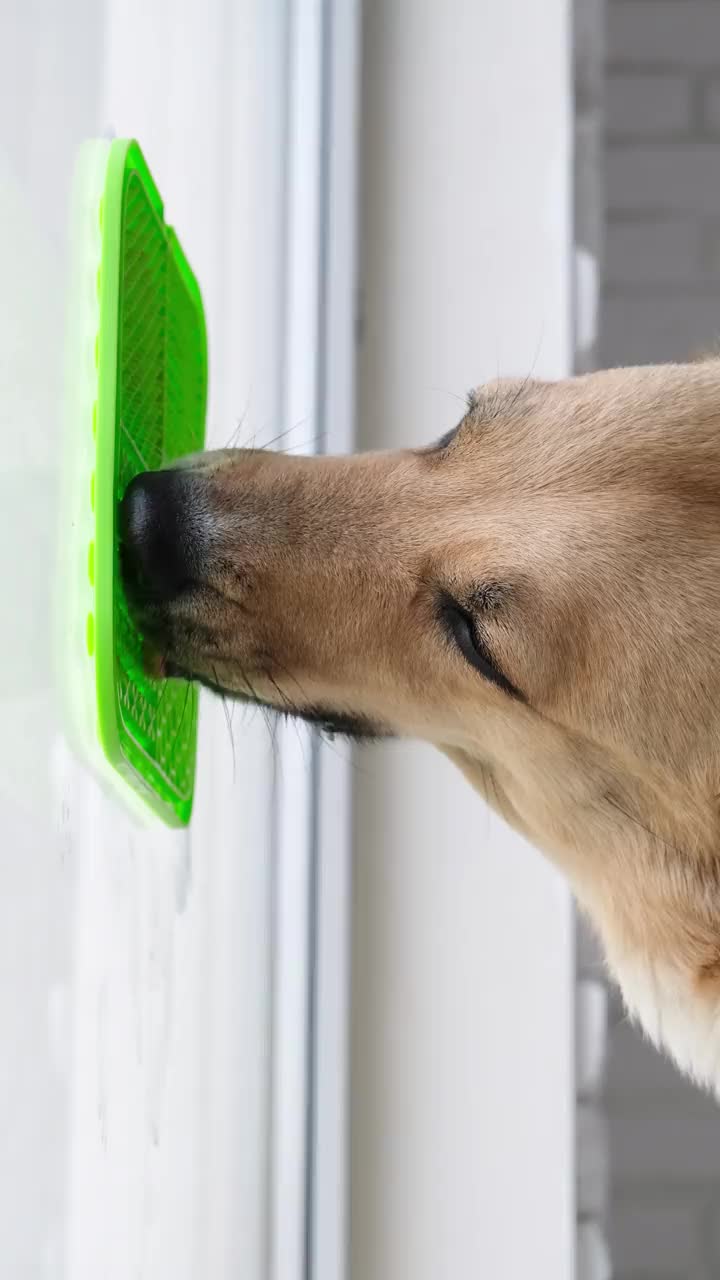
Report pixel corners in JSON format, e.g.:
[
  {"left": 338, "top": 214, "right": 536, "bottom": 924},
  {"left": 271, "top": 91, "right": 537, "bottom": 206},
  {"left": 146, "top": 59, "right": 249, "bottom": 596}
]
[{"left": 271, "top": 5, "right": 360, "bottom": 1280}]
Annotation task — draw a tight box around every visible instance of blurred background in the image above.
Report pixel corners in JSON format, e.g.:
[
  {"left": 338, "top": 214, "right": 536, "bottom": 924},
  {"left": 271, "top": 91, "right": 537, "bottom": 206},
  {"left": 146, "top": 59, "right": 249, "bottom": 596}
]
[
  {"left": 584, "top": 3, "right": 720, "bottom": 1279},
  {"left": 1, "top": 1, "right": 719, "bottom": 1278}
]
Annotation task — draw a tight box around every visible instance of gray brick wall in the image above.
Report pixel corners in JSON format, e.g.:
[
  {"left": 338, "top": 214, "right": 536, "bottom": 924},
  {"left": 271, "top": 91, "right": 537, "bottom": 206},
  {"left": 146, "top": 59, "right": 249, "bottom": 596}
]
[
  {"left": 576, "top": 0, "right": 606, "bottom": 374},
  {"left": 601, "top": 5, "right": 720, "bottom": 1278},
  {"left": 607, "top": 73, "right": 690, "bottom": 138},
  {"left": 607, "top": 2, "right": 720, "bottom": 67},
  {"left": 601, "top": 0, "right": 720, "bottom": 368},
  {"left": 605, "top": 1003, "right": 720, "bottom": 1280},
  {"left": 575, "top": 7, "right": 612, "bottom": 1276}
]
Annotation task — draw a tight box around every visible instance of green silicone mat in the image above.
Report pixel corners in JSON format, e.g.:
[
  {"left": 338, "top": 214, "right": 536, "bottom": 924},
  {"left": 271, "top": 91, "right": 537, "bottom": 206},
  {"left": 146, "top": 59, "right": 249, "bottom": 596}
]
[{"left": 64, "top": 138, "right": 207, "bottom": 826}]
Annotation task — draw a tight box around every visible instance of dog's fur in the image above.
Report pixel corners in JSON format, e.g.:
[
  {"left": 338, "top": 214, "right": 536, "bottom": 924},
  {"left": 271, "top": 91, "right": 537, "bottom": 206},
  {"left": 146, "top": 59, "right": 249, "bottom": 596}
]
[{"left": 125, "top": 360, "right": 720, "bottom": 1093}]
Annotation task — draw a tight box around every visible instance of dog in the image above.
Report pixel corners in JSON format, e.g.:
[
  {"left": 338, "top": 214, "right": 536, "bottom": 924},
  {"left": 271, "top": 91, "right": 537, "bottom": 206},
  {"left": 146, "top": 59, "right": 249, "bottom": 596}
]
[{"left": 121, "top": 358, "right": 720, "bottom": 1094}]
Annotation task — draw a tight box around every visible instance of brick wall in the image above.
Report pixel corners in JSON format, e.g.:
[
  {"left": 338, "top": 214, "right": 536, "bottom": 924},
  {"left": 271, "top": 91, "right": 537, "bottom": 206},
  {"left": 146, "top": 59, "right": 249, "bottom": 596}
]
[
  {"left": 601, "top": 4, "right": 720, "bottom": 1278},
  {"left": 602, "top": 0, "right": 720, "bottom": 367},
  {"left": 605, "top": 995, "right": 720, "bottom": 1280}
]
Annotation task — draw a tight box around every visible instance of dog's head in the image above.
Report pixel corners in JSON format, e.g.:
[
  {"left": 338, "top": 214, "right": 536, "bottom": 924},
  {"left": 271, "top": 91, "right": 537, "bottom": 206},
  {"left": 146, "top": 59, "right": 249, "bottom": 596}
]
[
  {"left": 123, "top": 360, "right": 720, "bottom": 745},
  {"left": 122, "top": 360, "right": 720, "bottom": 910},
  {"left": 123, "top": 359, "right": 720, "bottom": 1085}
]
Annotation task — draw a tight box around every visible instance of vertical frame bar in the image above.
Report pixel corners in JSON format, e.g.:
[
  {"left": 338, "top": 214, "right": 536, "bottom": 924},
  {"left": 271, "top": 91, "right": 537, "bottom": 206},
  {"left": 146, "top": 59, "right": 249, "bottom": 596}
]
[
  {"left": 310, "top": 3, "right": 361, "bottom": 1280},
  {"left": 269, "top": 5, "right": 328, "bottom": 1280}
]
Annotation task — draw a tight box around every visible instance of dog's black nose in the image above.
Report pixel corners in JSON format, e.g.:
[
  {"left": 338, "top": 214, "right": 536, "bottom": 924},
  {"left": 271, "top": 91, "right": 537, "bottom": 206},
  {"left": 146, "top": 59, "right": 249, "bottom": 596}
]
[{"left": 120, "top": 469, "right": 203, "bottom": 603}]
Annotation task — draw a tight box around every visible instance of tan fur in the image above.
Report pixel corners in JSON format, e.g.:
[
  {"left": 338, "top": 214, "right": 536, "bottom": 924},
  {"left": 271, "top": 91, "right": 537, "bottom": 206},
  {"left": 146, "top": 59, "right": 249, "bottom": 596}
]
[{"left": 152, "top": 360, "right": 720, "bottom": 1090}]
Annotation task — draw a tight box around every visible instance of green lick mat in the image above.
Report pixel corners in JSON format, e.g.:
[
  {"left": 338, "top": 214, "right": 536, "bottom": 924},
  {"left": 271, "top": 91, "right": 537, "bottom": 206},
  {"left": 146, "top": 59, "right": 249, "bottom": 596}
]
[{"left": 61, "top": 139, "right": 207, "bottom": 826}]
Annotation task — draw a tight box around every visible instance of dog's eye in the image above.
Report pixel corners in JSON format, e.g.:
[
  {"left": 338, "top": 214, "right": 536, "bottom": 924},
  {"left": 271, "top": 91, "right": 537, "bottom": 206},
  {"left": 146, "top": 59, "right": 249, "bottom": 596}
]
[{"left": 440, "top": 600, "right": 521, "bottom": 699}]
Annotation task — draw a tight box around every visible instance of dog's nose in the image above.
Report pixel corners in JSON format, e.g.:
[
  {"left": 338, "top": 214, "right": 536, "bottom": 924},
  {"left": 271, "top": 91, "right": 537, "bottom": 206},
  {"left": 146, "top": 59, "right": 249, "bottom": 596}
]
[{"left": 120, "top": 469, "right": 202, "bottom": 602}]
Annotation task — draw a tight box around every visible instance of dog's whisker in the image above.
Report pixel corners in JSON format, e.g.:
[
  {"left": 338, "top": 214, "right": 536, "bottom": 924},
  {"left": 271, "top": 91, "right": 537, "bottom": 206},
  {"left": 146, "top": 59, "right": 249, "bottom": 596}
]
[
  {"left": 276, "top": 433, "right": 326, "bottom": 456},
  {"left": 427, "top": 384, "right": 468, "bottom": 407},
  {"left": 264, "top": 657, "right": 312, "bottom": 707},
  {"left": 223, "top": 390, "right": 253, "bottom": 450},
  {"left": 171, "top": 680, "right": 192, "bottom": 757},
  {"left": 257, "top": 416, "right": 310, "bottom": 453},
  {"left": 213, "top": 664, "right": 237, "bottom": 783}
]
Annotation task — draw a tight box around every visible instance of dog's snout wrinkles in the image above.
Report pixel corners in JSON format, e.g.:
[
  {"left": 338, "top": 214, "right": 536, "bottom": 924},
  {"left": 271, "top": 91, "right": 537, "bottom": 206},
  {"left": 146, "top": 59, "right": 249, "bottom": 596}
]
[{"left": 121, "top": 469, "right": 200, "bottom": 602}]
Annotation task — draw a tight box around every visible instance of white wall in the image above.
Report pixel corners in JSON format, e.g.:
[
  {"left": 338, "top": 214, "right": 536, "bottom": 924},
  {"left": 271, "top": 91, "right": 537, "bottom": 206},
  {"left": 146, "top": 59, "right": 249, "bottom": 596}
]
[
  {"left": 0, "top": 3, "right": 280, "bottom": 1276},
  {"left": 351, "top": 3, "right": 575, "bottom": 1280}
]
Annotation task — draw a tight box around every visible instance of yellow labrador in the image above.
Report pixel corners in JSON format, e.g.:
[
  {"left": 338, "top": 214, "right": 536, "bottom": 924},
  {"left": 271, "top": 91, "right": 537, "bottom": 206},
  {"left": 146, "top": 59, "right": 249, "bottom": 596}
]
[{"left": 122, "top": 359, "right": 720, "bottom": 1093}]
